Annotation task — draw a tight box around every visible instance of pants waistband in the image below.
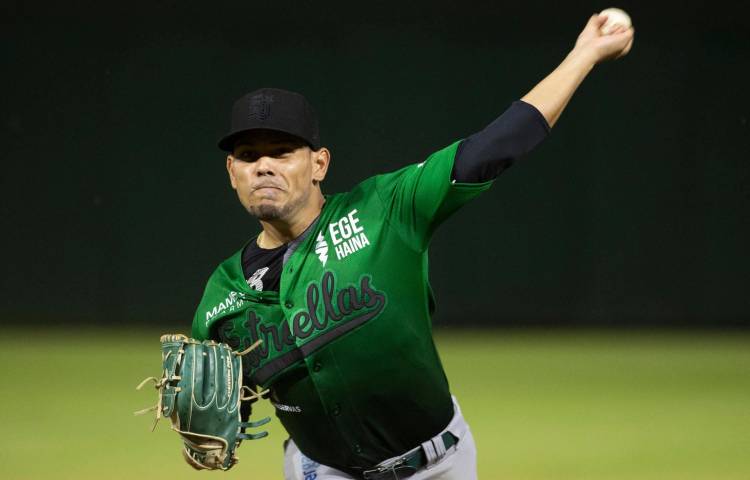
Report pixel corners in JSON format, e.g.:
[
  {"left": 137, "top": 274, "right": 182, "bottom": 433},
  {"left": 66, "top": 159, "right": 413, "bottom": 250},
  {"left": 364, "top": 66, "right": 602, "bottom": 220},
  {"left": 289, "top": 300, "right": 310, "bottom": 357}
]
[{"left": 360, "top": 395, "right": 467, "bottom": 479}]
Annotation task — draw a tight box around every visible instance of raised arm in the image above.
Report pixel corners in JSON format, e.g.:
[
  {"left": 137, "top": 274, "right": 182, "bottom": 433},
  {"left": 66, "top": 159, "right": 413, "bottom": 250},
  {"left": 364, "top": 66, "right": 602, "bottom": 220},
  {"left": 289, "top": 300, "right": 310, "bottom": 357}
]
[
  {"left": 522, "top": 13, "right": 634, "bottom": 127},
  {"left": 453, "top": 13, "right": 634, "bottom": 183}
]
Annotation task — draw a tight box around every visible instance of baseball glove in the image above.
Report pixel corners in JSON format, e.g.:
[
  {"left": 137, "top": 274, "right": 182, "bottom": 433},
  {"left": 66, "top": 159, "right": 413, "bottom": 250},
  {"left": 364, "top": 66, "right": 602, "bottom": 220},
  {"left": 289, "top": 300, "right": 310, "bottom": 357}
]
[{"left": 135, "top": 334, "right": 270, "bottom": 470}]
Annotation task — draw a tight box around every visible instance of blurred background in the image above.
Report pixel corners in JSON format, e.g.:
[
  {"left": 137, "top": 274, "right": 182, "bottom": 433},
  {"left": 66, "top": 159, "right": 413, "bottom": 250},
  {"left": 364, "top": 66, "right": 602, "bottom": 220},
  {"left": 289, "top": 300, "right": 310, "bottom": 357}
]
[{"left": 1, "top": 0, "right": 748, "bottom": 479}]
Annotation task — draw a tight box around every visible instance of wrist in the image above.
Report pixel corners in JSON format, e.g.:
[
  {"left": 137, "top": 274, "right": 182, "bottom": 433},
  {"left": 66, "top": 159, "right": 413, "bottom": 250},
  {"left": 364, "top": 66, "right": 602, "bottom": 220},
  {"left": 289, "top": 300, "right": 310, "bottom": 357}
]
[{"left": 565, "top": 47, "right": 598, "bottom": 72}]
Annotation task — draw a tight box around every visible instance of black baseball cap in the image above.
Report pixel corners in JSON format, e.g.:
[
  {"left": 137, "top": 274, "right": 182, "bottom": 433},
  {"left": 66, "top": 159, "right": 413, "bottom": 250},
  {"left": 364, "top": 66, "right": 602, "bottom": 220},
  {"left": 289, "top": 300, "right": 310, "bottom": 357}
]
[{"left": 218, "top": 87, "right": 321, "bottom": 152}]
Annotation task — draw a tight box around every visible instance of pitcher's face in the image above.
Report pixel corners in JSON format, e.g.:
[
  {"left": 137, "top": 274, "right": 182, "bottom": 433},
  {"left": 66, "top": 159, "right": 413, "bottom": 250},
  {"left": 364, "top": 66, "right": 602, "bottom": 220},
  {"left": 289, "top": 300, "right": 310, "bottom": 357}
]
[{"left": 227, "top": 130, "right": 319, "bottom": 222}]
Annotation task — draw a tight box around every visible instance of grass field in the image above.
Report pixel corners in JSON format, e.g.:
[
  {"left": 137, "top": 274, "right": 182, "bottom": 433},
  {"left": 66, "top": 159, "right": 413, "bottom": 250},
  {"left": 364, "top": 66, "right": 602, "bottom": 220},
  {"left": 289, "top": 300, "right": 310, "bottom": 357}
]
[{"left": 1, "top": 328, "right": 748, "bottom": 479}]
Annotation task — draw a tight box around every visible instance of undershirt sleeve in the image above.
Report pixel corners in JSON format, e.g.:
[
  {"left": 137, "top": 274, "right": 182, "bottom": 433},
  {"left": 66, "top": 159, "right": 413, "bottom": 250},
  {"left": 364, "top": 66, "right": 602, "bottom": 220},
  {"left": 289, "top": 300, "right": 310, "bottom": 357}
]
[{"left": 452, "top": 100, "right": 551, "bottom": 183}]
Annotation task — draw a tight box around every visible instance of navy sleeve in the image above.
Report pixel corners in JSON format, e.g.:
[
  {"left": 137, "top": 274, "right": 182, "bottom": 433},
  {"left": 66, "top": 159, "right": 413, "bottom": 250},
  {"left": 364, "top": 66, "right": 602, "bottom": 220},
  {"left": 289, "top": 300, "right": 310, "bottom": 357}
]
[{"left": 452, "top": 100, "right": 551, "bottom": 183}]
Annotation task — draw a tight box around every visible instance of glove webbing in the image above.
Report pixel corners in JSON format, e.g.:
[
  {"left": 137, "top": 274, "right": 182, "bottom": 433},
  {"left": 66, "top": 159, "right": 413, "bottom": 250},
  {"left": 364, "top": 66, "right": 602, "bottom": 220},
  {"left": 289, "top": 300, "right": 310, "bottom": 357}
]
[
  {"left": 134, "top": 348, "right": 184, "bottom": 431},
  {"left": 134, "top": 339, "right": 264, "bottom": 430}
]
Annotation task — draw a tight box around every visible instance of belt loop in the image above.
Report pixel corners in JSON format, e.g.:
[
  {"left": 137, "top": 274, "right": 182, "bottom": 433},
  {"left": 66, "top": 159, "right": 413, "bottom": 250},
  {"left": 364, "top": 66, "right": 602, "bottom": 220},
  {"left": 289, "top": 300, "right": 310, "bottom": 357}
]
[
  {"left": 421, "top": 431, "right": 449, "bottom": 467},
  {"left": 421, "top": 439, "right": 437, "bottom": 464},
  {"left": 432, "top": 435, "right": 447, "bottom": 458}
]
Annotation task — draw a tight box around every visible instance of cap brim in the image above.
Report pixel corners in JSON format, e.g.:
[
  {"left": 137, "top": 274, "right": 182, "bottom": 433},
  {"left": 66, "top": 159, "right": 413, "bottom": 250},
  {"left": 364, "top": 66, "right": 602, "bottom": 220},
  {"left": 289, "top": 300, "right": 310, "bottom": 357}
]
[{"left": 217, "top": 127, "right": 318, "bottom": 152}]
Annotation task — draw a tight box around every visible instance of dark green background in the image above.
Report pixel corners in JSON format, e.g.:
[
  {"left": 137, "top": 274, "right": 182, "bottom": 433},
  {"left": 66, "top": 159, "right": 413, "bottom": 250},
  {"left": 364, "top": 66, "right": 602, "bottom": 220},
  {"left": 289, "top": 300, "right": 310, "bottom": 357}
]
[{"left": 2, "top": 1, "right": 748, "bottom": 327}]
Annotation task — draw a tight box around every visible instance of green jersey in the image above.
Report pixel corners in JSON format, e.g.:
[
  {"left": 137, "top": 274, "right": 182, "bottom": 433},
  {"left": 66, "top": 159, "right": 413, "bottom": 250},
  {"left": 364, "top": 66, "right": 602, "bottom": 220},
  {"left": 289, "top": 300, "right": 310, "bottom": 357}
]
[{"left": 192, "top": 140, "right": 493, "bottom": 473}]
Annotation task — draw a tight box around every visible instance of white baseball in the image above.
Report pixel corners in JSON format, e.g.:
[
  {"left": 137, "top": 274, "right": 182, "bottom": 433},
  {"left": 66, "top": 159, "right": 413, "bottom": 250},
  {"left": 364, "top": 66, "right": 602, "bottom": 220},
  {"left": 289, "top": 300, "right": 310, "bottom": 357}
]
[{"left": 599, "top": 7, "right": 632, "bottom": 34}]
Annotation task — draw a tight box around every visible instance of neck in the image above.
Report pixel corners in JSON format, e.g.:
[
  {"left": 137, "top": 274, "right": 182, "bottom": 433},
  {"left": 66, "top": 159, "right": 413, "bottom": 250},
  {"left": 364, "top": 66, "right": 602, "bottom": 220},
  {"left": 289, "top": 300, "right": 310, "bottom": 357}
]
[{"left": 257, "top": 193, "right": 325, "bottom": 248}]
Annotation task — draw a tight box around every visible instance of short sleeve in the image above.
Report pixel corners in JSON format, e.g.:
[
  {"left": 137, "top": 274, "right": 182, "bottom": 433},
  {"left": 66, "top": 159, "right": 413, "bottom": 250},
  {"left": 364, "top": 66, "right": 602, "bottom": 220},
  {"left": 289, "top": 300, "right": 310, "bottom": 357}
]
[{"left": 373, "top": 140, "right": 494, "bottom": 252}]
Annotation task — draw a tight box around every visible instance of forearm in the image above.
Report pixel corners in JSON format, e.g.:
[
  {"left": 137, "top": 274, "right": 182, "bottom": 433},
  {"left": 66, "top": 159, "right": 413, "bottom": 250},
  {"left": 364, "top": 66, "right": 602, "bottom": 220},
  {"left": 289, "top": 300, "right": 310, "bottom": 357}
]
[
  {"left": 521, "top": 48, "right": 597, "bottom": 128},
  {"left": 452, "top": 15, "right": 633, "bottom": 184}
]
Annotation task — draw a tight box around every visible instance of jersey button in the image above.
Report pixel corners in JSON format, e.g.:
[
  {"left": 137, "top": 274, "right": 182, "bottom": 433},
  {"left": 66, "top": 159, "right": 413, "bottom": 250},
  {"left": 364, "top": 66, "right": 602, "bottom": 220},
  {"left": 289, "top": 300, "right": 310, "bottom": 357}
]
[
  {"left": 284, "top": 301, "right": 294, "bottom": 309},
  {"left": 331, "top": 404, "right": 341, "bottom": 416},
  {"left": 354, "top": 444, "right": 362, "bottom": 454},
  {"left": 313, "top": 362, "right": 322, "bottom": 372}
]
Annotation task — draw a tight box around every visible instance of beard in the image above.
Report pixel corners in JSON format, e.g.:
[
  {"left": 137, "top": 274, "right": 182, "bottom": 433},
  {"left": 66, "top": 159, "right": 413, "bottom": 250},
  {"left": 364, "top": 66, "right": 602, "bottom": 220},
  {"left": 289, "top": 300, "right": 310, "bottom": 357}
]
[
  {"left": 246, "top": 192, "right": 306, "bottom": 221},
  {"left": 247, "top": 203, "right": 291, "bottom": 221}
]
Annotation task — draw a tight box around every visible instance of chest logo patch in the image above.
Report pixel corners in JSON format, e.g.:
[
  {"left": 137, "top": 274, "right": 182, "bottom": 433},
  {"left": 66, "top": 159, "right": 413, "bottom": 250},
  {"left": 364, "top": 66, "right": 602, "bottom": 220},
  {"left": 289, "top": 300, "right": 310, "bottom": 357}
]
[{"left": 328, "top": 208, "right": 371, "bottom": 261}]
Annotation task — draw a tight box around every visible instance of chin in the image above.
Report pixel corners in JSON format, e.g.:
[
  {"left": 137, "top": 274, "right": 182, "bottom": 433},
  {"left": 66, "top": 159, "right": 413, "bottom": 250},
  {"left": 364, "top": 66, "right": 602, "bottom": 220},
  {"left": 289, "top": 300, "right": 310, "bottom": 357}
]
[{"left": 248, "top": 203, "right": 287, "bottom": 221}]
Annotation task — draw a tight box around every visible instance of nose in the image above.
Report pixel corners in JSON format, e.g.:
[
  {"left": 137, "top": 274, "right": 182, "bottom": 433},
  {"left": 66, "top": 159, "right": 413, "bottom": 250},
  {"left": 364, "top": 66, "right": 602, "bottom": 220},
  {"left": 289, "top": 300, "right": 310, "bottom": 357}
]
[{"left": 254, "top": 155, "right": 276, "bottom": 176}]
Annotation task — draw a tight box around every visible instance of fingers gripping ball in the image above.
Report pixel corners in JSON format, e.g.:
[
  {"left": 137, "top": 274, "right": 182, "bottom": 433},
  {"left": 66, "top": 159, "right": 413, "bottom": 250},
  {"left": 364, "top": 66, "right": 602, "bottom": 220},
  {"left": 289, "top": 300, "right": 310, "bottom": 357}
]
[
  {"left": 135, "top": 334, "right": 270, "bottom": 471},
  {"left": 599, "top": 7, "right": 632, "bottom": 34}
]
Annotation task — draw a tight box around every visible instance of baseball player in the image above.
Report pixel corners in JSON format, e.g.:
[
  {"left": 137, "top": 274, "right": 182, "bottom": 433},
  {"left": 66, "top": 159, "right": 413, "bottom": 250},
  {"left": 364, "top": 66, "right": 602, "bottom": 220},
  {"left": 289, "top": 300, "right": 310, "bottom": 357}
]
[{"left": 191, "top": 14, "right": 633, "bottom": 480}]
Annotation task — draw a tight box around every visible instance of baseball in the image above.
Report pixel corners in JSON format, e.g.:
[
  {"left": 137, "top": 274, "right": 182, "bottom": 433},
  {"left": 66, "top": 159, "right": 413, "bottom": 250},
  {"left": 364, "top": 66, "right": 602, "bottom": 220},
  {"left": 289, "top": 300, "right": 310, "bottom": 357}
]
[{"left": 599, "top": 7, "right": 632, "bottom": 34}]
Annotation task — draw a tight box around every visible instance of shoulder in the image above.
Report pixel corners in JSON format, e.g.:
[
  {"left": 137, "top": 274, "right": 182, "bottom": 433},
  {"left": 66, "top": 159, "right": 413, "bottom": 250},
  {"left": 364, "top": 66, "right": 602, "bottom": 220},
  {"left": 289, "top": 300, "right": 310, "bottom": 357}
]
[
  {"left": 329, "top": 141, "right": 462, "bottom": 201},
  {"left": 191, "top": 246, "right": 246, "bottom": 340},
  {"left": 209, "top": 247, "right": 245, "bottom": 283},
  {"left": 374, "top": 140, "right": 463, "bottom": 190}
]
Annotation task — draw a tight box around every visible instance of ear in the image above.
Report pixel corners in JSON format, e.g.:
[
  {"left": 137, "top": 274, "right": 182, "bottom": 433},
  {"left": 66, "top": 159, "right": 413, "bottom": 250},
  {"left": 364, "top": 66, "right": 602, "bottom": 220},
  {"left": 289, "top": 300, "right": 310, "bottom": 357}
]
[
  {"left": 226, "top": 155, "right": 238, "bottom": 189},
  {"left": 311, "top": 147, "right": 331, "bottom": 185}
]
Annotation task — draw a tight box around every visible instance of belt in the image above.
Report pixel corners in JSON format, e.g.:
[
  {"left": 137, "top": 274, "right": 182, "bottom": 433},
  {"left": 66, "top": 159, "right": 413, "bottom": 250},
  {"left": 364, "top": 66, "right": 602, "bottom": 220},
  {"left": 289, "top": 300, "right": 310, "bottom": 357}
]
[{"left": 361, "top": 431, "right": 458, "bottom": 480}]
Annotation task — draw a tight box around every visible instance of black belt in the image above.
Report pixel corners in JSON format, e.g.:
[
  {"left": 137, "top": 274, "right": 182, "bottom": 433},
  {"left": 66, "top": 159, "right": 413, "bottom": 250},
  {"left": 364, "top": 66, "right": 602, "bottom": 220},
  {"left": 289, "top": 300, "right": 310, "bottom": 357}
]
[{"left": 361, "top": 431, "right": 459, "bottom": 480}]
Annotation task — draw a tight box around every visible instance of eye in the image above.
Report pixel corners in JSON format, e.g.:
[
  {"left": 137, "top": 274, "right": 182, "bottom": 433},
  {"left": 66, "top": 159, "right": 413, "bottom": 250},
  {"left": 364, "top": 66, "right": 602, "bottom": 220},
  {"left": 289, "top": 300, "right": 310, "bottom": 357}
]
[{"left": 235, "top": 151, "right": 256, "bottom": 161}]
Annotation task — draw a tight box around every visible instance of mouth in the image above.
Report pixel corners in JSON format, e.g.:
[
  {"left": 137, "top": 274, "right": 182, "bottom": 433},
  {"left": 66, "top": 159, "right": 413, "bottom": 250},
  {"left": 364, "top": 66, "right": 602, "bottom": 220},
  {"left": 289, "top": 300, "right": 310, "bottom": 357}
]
[{"left": 252, "top": 185, "right": 284, "bottom": 192}]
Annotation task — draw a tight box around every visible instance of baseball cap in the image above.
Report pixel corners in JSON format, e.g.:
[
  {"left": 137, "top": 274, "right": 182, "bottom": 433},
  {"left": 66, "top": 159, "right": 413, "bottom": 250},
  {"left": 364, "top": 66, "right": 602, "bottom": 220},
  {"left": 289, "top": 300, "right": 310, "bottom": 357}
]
[{"left": 218, "top": 88, "right": 321, "bottom": 152}]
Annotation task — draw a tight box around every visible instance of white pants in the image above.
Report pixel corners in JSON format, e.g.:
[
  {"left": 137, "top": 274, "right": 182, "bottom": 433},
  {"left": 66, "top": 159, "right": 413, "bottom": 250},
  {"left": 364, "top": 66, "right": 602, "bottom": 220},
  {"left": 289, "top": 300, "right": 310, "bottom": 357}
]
[{"left": 283, "top": 396, "right": 477, "bottom": 480}]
